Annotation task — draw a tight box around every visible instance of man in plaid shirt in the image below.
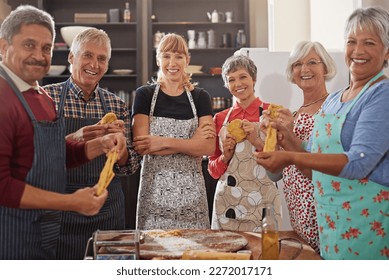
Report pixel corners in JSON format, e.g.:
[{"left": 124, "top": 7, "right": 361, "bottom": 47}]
[{"left": 44, "top": 27, "right": 140, "bottom": 259}]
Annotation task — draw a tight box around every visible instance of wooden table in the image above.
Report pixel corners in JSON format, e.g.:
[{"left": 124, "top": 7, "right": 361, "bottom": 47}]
[
  {"left": 92, "top": 229, "right": 321, "bottom": 260},
  {"left": 240, "top": 231, "right": 321, "bottom": 260}
]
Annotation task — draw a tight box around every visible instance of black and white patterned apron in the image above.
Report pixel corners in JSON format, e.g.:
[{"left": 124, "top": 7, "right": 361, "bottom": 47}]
[
  {"left": 211, "top": 107, "right": 282, "bottom": 232},
  {"left": 136, "top": 84, "right": 210, "bottom": 230},
  {"left": 55, "top": 79, "right": 125, "bottom": 259},
  {"left": 0, "top": 66, "right": 65, "bottom": 259}
]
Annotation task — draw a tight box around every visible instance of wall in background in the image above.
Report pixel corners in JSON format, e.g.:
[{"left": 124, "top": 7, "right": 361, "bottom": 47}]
[
  {"left": 248, "top": 0, "right": 268, "bottom": 47},
  {"left": 0, "top": 1, "right": 11, "bottom": 22},
  {"left": 310, "top": 0, "right": 356, "bottom": 51},
  {"left": 267, "top": 0, "right": 310, "bottom": 51}
]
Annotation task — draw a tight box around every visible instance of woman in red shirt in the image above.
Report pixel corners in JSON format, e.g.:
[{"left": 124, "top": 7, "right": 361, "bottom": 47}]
[{"left": 208, "top": 55, "right": 281, "bottom": 232}]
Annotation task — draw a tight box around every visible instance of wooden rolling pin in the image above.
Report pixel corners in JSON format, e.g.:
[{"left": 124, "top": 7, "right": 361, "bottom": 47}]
[{"left": 181, "top": 250, "right": 251, "bottom": 260}]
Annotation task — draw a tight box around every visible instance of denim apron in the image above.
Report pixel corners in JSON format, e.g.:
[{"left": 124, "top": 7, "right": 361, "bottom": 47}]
[
  {"left": 311, "top": 71, "right": 389, "bottom": 259},
  {"left": 136, "top": 84, "right": 209, "bottom": 230},
  {"left": 0, "top": 66, "right": 65, "bottom": 259},
  {"left": 55, "top": 79, "right": 124, "bottom": 259},
  {"left": 212, "top": 107, "right": 281, "bottom": 232}
]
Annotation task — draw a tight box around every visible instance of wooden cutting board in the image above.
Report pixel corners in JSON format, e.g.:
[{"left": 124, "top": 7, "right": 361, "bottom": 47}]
[{"left": 99, "top": 229, "right": 248, "bottom": 259}]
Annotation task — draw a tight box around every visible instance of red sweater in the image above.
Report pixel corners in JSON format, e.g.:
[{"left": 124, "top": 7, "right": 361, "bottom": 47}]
[
  {"left": 207, "top": 98, "right": 268, "bottom": 179},
  {"left": 0, "top": 78, "right": 88, "bottom": 208}
]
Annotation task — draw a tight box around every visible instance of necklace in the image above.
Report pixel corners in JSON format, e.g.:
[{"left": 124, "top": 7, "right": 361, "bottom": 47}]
[
  {"left": 299, "top": 94, "right": 328, "bottom": 108},
  {"left": 293, "top": 94, "right": 328, "bottom": 117}
]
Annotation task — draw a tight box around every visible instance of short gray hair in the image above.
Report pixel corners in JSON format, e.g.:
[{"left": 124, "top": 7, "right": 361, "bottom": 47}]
[
  {"left": 0, "top": 5, "right": 55, "bottom": 44},
  {"left": 345, "top": 7, "right": 389, "bottom": 68},
  {"left": 221, "top": 55, "right": 257, "bottom": 87},
  {"left": 70, "top": 27, "right": 112, "bottom": 59},
  {"left": 286, "top": 41, "right": 337, "bottom": 83}
]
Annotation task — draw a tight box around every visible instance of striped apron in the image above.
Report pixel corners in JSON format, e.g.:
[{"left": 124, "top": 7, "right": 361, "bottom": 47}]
[
  {"left": 0, "top": 66, "right": 66, "bottom": 259},
  {"left": 55, "top": 79, "right": 125, "bottom": 259}
]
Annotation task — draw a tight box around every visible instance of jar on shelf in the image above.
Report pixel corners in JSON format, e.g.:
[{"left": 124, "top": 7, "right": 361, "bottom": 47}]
[{"left": 207, "top": 29, "right": 216, "bottom": 49}]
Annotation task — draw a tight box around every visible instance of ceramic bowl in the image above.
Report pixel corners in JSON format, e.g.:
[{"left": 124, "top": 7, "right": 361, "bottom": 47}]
[
  {"left": 185, "top": 65, "right": 203, "bottom": 74},
  {"left": 209, "top": 67, "right": 222, "bottom": 75},
  {"left": 47, "top": 65, "right": 66, "bottom": 76},
  {"left": 60, "top": 26, "right": 90, "bottom": 47}
]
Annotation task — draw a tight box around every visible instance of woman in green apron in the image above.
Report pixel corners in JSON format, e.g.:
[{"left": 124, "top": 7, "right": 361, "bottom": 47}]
[{"left": 255, "top": 7, "right": 389, "bottom": 260}]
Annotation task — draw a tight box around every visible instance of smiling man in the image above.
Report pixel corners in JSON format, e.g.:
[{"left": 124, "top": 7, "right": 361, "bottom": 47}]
[
  {"left": 0, "top": 5, "right": 134, "bottom": 260},
  {"left": 43, "top": 27, "right": 140, "bottom": 259}
]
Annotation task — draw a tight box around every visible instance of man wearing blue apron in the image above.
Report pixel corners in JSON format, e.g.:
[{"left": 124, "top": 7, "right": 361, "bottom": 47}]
[
  {"left": 44, "top": 28, "right": 140, "bottom": 259},
  {"left": 0, "top": 5, "right": 124, "bottom": 259}
]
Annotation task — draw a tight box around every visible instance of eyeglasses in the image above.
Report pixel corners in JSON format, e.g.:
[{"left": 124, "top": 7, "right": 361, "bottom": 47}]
[{"left": 292, "top": 59, "right": 322, "bottom": 70}]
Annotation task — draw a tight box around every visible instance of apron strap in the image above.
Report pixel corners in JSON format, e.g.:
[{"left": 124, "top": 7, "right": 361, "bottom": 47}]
[
  {"left": 150, "top": 83, "right": 198, "bottom": 122},
  {"left": 58, "top": 78, "right": 110, "bottom": 118},
  {"left": 0, "top": 65, "right": 38, "bottom": 122},
  {"left": 344, "top": 70, "right": 384, "bottom": 114}
]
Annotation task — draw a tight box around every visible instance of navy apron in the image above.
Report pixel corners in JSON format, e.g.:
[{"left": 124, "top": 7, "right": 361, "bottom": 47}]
[
  {"left": 0, "top": 66, "right": 66, "bottom": 259},
  {"left": 56, "top": 79, "right": 125, "bottom": 259}
]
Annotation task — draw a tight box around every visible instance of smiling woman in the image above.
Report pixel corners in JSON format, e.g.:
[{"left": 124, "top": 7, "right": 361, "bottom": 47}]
[
  {"left": 132, "top": 33, "right": 216, "bottom": 231},
  {"left": 261, "top": 41, "right": 337, "bottom": 254},
  {"left": 207, "top": 54, "right": 281, "bottom": 233}
]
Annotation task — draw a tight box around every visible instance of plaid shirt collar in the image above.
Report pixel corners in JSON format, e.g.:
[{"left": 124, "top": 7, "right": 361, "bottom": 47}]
[{"left": 68, "top": 76, "right": 99, "bottom": 101}]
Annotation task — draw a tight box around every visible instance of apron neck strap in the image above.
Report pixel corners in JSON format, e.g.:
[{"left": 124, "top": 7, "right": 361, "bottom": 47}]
[
  {"left": 58, "top": 78, "right": 109, "bottom": 118},
  {"left": 151, "top": 83, "right": 198, "bottom": 120},
  {"left": 346, "top": 70, "right": 384, "bottom": 113},
  {"left": 0, "top": 65, "right": 38, "bottom": 121}
]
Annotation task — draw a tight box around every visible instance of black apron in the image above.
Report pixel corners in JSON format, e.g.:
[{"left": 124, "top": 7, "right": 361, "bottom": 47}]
[
  {"left": 56, "top": 79, "right": 125, "bottom": 259},
  {"left": 0, "top": 66, "right": 66, "bottom": 259}
]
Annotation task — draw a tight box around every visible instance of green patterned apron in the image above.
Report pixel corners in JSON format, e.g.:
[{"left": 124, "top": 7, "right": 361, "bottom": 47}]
[{"left": 311, "top": 71, "right": 388, "bottom": 259}]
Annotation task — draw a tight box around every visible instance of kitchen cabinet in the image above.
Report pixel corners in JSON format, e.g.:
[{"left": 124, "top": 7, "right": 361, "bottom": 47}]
[
  {"left": 9, "top": 0, "right": 142, "bottom": 98},
  {"left": 147, "top": 0, "right": 250, "bottom": 113}
]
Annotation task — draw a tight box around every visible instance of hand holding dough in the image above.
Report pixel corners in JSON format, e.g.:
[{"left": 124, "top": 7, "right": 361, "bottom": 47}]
[
  {"left": 100, "top": 112, "right": 117, "bottom": 124},
  {"left": 263, "top": 104, "right": 283, "bottom": 152},
  {"left": 227, "top": 119, "right": 246, "bottom": 143}
]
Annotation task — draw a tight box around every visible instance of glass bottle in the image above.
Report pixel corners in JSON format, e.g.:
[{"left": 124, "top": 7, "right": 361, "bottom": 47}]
[
  {"left": 235, "top": 29, "right": 246, "bottom": 48},
  {"left": 123, "top": 2, "right": 131, "bottom": 23},
  {"left": 261, "top": 203, "right": 279, "bottom": 260}
]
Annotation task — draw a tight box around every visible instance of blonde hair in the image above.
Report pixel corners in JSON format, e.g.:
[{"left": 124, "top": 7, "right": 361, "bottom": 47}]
[{"left": 154, "top": 33, "right": 197, "bottom": 91}]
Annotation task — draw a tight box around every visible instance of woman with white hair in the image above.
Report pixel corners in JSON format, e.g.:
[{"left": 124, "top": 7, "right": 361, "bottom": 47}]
[{"left": 266, "top": 41, "right": 337, "bottom": 253}]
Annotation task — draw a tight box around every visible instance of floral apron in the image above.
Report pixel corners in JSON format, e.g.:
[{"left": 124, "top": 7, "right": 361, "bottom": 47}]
[
  {"left": 211, "top": 107, "right": 281, "bottom": 232},
  {"left": 136, "top": 84, "right": 209, "bottom": 230},
  {"left": 312, "top": 71, "right": 389, "bottom": 259}
]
